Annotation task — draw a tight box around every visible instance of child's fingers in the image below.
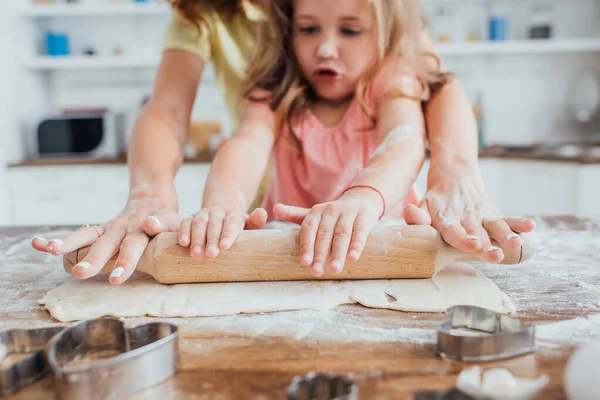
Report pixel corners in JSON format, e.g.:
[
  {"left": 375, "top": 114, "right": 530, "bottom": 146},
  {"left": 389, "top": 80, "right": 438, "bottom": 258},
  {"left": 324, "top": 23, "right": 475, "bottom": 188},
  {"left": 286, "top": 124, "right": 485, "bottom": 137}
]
[
  {"left": 205, "top": 209, "right": 226, "bottom": 259},
  {"left": 329, "top": 214, "right": 355, "bottom": 274},
  {"left": 299, "top": 214, "right": 321, "bottom": 268},
  {"left": 179, "top": 217, "right": 193, "bottom": 247},
  {"left": 219, "top": 210, "right": 245, "bottom": 250},
  {"left": 190, "top": 211, "right": 209, "bottom": 259},
  {"left": 347, "top": 214, "right": 374, "bottom": 261},
  {"left": 311, "top": 212, "right": 338, "bottom": 277},
  {"left": 109, "top": 231, "right": 149, "bottom": 285}
]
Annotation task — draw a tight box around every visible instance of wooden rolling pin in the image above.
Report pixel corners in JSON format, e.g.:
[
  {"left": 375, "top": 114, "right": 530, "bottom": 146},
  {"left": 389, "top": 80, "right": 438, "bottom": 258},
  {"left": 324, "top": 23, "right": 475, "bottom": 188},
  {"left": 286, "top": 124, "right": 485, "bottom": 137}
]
[{"left": 63, "top": 225, "right": 534, "bottom": 284}]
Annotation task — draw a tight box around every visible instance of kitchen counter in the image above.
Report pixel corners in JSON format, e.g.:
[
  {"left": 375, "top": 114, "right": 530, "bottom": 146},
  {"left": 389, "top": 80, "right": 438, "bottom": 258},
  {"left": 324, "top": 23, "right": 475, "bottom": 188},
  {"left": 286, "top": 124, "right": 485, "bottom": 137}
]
[
  {"left": 1, "top": 216, "right": 599, "bottom": 398},
  {"left": 7, "top": 151, "right": 215, "bottom": 168},
  {"left": 9, "top": 144, "right": 600, "bottom": 168},
  {"left": 480, "top": 143, "right": 600, "bottom": 164}
]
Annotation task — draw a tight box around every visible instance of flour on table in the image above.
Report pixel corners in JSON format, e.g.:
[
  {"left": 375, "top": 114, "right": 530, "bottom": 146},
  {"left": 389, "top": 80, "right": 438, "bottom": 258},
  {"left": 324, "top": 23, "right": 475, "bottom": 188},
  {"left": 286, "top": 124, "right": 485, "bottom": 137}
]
[{"left": 38, "top": 262, "right": 514, "bottom": 322}]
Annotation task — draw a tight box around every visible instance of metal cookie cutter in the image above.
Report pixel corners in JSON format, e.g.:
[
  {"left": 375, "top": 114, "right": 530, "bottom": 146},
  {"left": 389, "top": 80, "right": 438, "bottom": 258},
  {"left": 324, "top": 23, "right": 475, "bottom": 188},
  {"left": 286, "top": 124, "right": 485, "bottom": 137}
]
[
  {"left": 287, "top": 372, "right": 358, "bottom": 400},
  {"left": 413, "top": 388, "right": 476, "bottom": 400},
  {"left": 0, "top": 326, "right": 64, "bottom": 397},
  {"left": 45, "top": 316, "right": 178, "bottom": 400},
  {"left": 436, "top": 305, "right": 535, "bottom": 362}
]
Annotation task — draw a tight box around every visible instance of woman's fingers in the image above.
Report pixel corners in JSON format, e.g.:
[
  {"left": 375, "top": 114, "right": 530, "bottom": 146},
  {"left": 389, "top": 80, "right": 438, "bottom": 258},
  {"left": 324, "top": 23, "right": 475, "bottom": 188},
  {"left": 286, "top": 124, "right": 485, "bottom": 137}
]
[
  {"left": 71, "top": 225, "right": 127, "bottom": 279},
  {"left": 142, "top": 208, "right": 180, "bottom": 237},
  {"left": 109, "top": 231, "right": 150, "bottom": 285},
  {"left": 483, "top": 218, "right": 523, "bottom": 250},
  {"left": 504, "top": 217, "right": 537, "bottom": 233},
  {"left": 329, "top": 213, "right": 355, "bottom": 273},
  {"left": 403, "top": 203, "right": 432, "bottom": 225},
  {"left": 32, "top": 225, "right": 105, "bottom": 255}
]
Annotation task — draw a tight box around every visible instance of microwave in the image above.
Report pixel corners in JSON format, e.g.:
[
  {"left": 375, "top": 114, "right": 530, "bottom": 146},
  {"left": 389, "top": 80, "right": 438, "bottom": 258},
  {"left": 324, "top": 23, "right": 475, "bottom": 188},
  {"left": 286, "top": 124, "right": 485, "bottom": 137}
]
[{"left": 30, "top": 111, "right": 126, "bottom": 158}]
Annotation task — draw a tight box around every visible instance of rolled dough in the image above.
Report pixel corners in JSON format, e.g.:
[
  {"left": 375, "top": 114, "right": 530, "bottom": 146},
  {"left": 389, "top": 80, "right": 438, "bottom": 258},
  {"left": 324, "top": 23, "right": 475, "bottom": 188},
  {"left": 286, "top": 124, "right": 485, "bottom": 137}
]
[{"left": 38, "top": 263, "right": 515, "bottom": 322}]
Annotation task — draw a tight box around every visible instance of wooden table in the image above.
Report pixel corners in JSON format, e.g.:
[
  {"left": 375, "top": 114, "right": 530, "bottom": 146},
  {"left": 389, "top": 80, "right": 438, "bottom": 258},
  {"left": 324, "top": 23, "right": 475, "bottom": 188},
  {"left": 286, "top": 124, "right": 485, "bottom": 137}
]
[{"left": 1, "top": 216, "right": 599, "bottom": 399}]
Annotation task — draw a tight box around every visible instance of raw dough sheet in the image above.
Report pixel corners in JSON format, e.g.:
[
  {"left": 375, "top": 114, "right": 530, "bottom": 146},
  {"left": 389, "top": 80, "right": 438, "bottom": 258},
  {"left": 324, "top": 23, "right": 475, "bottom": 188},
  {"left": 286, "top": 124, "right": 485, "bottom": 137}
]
[{"left": 38, "top": 262, "right": 515, "bottom": 322}]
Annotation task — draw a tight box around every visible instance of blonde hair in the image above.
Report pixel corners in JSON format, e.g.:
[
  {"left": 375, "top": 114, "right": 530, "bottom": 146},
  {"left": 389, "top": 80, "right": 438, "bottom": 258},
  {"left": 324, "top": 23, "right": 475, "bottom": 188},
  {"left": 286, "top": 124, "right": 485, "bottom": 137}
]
[{"left": 243, "top": 0, "right": 452, "bottom": 150}]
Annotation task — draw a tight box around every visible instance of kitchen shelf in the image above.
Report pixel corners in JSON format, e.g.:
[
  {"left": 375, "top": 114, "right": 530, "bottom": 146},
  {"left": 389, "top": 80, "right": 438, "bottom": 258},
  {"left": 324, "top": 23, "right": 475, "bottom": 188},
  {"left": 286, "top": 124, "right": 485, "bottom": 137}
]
[
  {"left": 24, "top": 55, "right": 161, "bottom": 70},
  {"left": 19, "top": 2, "right": 171, "bottom": 17},
  {"left": 436, "top": 39, "right": 600, "bottom": 55},
  {"left": 24, "top": 38, "right": 600, "bottom": 70}
]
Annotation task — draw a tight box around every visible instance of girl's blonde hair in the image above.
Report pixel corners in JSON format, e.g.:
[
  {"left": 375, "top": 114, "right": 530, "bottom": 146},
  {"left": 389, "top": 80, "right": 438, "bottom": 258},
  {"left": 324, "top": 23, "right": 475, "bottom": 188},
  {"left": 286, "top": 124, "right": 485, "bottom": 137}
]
[{"left": 243, "top": 0, "right": 452, "bottom": 150}]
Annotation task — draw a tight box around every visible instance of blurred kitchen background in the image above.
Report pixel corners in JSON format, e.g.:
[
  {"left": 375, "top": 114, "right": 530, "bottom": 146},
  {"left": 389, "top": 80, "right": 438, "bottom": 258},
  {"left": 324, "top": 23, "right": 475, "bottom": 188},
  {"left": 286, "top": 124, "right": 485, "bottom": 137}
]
[{"left": 0, "top": 0, "right": 599, "bottom": 227}]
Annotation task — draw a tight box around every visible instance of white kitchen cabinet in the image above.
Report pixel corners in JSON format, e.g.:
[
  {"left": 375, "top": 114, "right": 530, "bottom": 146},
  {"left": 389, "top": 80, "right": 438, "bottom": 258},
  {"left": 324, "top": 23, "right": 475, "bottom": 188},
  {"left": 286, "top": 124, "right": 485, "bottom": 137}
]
[
  {"left": 498, "top": 160, "right": 580, "bottom": 217},
  {"left": 8, "top": 163, "right": 211, "bottom": 226},
  {"left": 577, "top": 165, "right": 600, "bottom": 217}
]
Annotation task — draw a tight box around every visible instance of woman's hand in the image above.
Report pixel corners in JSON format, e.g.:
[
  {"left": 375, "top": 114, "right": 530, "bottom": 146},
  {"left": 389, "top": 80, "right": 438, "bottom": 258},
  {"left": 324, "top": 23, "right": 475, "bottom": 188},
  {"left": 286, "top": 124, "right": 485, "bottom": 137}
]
[
  {"left": 273, "top": 188, "right": 383, "bottom": 277},
  {"left": 179, "top": 206, "right": 268, "bottom": 259},
  {"left": 404, "top": 163, "right": 536, "bottom": 263},
  {"left": 31, "top": 184, "right": 181, "bottom": 284}
]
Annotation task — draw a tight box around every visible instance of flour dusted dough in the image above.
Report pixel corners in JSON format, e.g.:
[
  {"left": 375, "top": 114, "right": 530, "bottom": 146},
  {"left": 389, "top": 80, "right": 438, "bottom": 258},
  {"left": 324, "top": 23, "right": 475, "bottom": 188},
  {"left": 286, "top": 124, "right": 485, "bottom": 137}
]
[{"left": 38, "top": 263, "right": 515, "bottom": 322}]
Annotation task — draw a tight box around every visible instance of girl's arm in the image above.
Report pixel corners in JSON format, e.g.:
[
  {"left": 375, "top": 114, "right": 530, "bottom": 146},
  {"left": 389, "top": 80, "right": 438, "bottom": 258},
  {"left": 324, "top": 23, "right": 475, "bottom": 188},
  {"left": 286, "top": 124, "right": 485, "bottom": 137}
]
[
  {"left": 178, "top": 99, "right": 276, "bottom": 260},
  {"left": 274, "top": 61, "right": 427, "bottom": 277},
  {"left": 404, "top": 32, "right": 536, "bottom": 263}
]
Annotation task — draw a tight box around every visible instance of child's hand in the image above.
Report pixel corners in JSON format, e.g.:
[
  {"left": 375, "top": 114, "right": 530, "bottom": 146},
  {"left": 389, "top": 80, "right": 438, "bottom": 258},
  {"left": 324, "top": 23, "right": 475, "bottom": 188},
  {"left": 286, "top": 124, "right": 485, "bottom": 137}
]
[
  {"left": 179, "top": 206, "right": 268, "bottom": 260},
  {"left": 273, "top": 189, "right": 382, "bottom": 276},
  {"left": 404, "top": 164, "right": 536, "bottom": 263}
]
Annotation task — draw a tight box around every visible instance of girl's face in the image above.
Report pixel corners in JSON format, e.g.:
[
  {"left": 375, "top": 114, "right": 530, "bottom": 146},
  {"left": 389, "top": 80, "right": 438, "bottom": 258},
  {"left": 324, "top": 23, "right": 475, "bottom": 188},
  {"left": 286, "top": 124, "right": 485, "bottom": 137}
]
[{"left": 292, "top": 0, "right": 378, "bottom": 104}]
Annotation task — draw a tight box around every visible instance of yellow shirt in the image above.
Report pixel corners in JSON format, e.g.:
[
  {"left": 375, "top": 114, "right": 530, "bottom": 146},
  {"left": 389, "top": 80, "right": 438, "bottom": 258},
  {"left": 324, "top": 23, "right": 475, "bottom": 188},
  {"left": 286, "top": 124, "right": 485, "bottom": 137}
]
[{"left": 162, "top": 0, "right": 265, "bottom": 129}]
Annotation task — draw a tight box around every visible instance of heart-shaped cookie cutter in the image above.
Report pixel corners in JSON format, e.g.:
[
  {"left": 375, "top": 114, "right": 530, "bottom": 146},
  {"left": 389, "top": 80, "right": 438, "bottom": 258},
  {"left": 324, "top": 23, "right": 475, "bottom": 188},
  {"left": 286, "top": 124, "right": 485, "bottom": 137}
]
[
  {"left": 0, "top": 326, "right": 65, "bottom": 397},
  {"left": 44, "top": 316, "right": 178, "bottom": 400},
  {"left": 436, "top": 305, "right": 535, "bottom": 362}
]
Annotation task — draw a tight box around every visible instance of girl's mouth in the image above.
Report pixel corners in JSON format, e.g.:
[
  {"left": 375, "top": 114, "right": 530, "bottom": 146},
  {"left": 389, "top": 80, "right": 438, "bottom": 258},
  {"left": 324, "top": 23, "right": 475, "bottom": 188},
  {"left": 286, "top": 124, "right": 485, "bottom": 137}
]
[{"left": 314, "top": 67, "right": 340, "bottom": 82}]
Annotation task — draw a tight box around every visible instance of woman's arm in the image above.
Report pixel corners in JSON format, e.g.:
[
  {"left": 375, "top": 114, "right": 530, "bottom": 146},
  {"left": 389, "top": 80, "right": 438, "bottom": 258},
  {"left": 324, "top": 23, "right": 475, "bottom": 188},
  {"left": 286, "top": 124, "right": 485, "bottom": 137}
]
[
  {"left": 404, "top": 31, "right": 536, "bottom": 263},
  {"left": 32, "top": 49, "right": 206, "bottom": 285},
  {"left": 128, "top": 49, "right": 204, "bottom": 190},
  {"left": 178, "top": 99, "right": 276, "bottom": 259}
]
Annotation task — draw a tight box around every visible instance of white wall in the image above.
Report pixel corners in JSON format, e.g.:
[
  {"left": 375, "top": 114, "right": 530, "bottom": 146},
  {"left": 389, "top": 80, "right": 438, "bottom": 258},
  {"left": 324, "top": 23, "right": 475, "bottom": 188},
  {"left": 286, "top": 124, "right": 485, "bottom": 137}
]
[{"left": 0, "top": 2, "right": 20, "bottom": 225}]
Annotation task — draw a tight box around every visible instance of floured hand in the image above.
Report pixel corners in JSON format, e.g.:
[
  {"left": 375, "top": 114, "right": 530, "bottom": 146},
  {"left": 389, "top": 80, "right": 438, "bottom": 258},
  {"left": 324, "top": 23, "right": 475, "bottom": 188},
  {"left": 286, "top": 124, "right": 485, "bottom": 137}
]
[
  {"left": 31, "top": 183, "right": 181, "bottom": 285},
  {"left": 404, "top": 165, "right": 536, "bottom": 263},
  {"left": 273, "top": 187, "right": 382, "bottom": 277}
]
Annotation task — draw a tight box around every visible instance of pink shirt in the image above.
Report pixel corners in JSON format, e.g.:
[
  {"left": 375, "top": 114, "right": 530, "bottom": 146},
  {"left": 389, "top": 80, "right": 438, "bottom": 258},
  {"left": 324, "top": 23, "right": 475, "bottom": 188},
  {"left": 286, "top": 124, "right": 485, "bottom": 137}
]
[{"left": 261, "top": 60, "right": 421, "bottom": 221}]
